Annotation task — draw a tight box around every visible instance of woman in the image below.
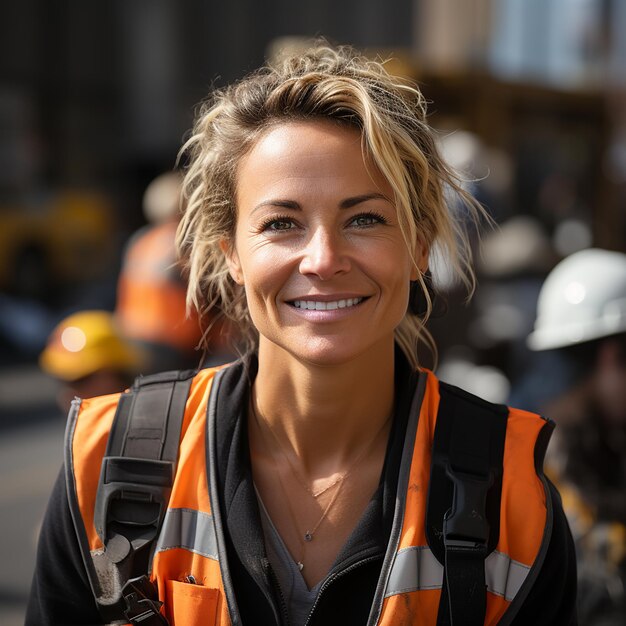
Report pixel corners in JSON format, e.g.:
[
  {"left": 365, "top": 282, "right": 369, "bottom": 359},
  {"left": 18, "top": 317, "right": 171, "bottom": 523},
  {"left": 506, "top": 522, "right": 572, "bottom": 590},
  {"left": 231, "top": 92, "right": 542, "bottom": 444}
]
[{"left": 27, "top": 45, "right": 577, "bottom": 625}]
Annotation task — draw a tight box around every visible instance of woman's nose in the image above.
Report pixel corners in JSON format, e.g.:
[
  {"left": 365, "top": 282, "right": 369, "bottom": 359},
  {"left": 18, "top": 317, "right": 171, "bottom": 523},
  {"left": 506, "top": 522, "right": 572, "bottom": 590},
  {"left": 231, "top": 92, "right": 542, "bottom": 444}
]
[{"left": 299, "top": 227, "right": 351, "bottom": 280}]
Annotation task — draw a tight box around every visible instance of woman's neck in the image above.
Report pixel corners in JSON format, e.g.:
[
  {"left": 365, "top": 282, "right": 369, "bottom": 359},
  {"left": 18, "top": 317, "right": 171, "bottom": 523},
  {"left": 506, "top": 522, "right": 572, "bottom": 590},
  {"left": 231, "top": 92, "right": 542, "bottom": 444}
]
[{"left": 253, "top": 339, "right": 396, "bottom": 476}]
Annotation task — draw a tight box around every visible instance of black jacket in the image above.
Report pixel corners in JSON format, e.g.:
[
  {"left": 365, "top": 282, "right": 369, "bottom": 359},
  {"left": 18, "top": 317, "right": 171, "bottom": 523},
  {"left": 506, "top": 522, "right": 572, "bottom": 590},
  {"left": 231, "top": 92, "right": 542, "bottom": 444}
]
[{"left": 27, "top": 356, "right": 578, "bottom": 625}]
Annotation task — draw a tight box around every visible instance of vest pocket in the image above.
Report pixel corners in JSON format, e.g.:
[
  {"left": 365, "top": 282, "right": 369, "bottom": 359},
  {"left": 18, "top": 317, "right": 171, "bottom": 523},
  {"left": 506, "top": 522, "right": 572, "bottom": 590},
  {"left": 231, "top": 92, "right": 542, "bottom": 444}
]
[{"left": 165, "top": 579, "right": 219, "bottom": 625}]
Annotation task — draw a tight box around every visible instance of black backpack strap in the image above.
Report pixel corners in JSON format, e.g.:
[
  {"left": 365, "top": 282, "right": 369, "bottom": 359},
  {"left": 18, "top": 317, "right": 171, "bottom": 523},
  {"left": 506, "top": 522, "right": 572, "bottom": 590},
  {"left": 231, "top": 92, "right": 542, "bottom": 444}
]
[
  {"left": 92, "top": 369, "right": 195, "bottom": 625},
  {"left": 426, "top": 381, "right": 508, "bottom": 626}
]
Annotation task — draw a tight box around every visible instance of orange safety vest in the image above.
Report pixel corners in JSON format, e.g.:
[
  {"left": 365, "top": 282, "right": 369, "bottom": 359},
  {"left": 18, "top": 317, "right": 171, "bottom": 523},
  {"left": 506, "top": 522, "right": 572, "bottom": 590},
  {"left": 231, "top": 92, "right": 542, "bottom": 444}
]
[{"left": 66, "top": 366, "right": 552, "bottom": 625}]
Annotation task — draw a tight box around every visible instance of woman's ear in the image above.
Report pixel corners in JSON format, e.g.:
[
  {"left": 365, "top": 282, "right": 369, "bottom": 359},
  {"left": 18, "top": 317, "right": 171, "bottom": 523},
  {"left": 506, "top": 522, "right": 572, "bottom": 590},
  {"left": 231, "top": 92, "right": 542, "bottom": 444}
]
[
  {"left": 411, "top": 237, "right": 429, "bottom": 281},
  {"left": 220, "top": 239, "right": 244, "bottom": 285}
]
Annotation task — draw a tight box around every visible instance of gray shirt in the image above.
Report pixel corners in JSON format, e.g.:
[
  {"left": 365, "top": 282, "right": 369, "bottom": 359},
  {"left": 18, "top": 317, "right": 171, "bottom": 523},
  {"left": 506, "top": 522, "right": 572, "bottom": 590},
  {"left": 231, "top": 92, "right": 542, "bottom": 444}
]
[{"left": 256, "top": 487, "right": 323, "bottom": 626}]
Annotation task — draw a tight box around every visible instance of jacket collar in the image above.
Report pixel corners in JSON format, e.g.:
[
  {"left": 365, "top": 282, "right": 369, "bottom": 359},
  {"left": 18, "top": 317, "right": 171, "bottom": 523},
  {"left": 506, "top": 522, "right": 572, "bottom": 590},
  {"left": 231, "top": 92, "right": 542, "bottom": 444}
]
[{"left": 210, "top": 350, "right": 419, "bottom": 624}]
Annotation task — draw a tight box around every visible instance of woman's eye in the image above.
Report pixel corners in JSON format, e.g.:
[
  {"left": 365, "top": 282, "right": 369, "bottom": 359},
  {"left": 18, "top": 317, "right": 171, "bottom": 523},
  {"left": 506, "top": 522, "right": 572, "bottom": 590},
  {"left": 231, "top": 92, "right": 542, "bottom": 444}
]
[
  {"left": 265, "top": 218, "right": 295, "bottom": 231},
  {"left": 350, "top": 213, "right": 385, "bottom": 227}
]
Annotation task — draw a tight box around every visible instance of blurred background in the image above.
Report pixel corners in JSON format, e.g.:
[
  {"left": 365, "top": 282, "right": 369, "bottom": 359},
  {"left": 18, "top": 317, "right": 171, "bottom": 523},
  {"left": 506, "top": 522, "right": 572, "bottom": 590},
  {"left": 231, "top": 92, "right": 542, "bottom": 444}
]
[{"left": 1, "top": 0, "right": 625, "bottom": 624}]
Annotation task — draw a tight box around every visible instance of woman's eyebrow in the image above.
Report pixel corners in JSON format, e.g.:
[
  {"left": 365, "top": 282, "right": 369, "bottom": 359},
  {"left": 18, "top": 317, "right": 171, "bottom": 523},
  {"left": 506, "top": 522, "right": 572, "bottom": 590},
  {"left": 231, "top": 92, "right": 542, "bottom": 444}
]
[
  {"left": 251, "top": 199, "right": 300, "bottom": 214},
  {"left": 339, "top": 192, "right": 390, "bottom": 208},
  {"left": 251, "top": 192, "right": 390, "bottom": 214}
]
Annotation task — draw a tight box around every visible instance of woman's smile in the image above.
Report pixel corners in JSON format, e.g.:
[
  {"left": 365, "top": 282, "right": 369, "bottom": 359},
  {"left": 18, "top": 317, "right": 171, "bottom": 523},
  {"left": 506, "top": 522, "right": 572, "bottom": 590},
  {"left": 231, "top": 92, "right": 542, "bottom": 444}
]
[
  {"left": 285, "top": 295, "right": 369, "bottom": 323},
  {"left": 290, "top": 296, "right": 366, "bottom": 311}
]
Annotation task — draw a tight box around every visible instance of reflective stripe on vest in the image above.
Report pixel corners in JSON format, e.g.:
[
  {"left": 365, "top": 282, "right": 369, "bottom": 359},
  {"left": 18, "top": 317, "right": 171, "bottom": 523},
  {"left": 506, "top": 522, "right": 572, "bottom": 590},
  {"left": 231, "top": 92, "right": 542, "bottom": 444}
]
[
  {"left": 157, "top": 508, "right": 530, "bottom": 602},
  {"left": 154, "top": 509, "right": 524, "bottom": 600},
  {"left": 384, "top": 545, "right": 530, "bottom": 602},
  {"left": 68, "top": 365, "right": 551, "bottom": 626},
  {"left": 155, "top": 508, "right": 218, "bottom": 560}
]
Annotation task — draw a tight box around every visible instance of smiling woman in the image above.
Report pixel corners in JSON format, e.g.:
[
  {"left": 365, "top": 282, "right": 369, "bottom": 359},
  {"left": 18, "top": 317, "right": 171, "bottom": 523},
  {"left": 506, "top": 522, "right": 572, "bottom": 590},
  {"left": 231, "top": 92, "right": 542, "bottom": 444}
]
[
  {"left": 179, "top": 50, "right": 473, "bottom": 366},
  {"left": 28, "top": 44, "right": 577, "bottom": 626}
]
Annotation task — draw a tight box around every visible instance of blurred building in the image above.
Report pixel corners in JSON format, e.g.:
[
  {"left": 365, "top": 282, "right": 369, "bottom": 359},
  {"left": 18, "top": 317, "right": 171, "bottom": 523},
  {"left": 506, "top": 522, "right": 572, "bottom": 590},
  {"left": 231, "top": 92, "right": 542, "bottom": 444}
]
[{"left": 1, "top": 0, "right": 626, "bottom": 368}]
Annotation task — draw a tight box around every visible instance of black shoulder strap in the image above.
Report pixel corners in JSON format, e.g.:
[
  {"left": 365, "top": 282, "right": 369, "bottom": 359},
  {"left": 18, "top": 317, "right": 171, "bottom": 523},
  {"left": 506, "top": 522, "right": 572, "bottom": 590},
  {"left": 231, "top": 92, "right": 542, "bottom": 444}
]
[
  {"left": 426, "top": 381, "right": 508, "bottom": 626},
  {"left": 93, "top": 369, "right": 195, "bottom": 625}
]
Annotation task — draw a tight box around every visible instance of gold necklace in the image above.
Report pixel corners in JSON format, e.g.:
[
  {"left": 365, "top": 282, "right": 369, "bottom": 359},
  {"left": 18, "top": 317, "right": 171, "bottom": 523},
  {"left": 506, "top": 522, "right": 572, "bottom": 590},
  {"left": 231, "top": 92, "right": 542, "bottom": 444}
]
[
  {"left": 266, "top": 467, "right": 342, "bottom": 571},
  {"left": 254, "top": 482, "right": 306, "bottom": 571},
  {"left": 253, "top": 412, "right": 346, "bottom": 571},
  {"left": 250, "top": 398, "right": 391, "bottom": 559},
  {"left": 260, "top": 410, "right": 348, "bottom": 499}
]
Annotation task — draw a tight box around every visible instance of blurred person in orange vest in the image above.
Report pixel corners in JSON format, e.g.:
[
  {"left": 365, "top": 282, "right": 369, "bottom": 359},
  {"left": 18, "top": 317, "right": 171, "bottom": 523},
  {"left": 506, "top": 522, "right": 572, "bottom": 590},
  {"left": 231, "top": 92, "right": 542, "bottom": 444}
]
[
  {"left": 528, "top": 248, "right": 626, "bottom": 625},
  {"left": 115, "top": 171, "right": 233, "bottom": 373},
  {"left": 40, "top": 310, "right": 143, "bottom": 412}
]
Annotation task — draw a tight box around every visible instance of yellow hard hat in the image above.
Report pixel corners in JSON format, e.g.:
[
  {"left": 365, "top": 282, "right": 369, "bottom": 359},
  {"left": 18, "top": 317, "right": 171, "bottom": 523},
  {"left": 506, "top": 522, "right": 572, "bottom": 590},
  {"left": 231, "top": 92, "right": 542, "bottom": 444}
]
[{"left": 40, "top": 310, "right": 142, "bottom": 381}]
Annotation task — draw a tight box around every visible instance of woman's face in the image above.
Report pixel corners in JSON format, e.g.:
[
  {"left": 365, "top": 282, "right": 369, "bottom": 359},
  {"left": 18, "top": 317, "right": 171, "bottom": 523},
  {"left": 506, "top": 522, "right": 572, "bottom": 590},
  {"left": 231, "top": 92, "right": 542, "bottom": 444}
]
[{"left": 224, "top": 120, "right": 425, "bottom": 366}]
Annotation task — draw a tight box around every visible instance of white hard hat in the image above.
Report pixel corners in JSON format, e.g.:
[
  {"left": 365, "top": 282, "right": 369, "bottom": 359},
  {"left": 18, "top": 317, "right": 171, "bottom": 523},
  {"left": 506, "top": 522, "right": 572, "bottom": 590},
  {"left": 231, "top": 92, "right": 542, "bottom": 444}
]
[
  {"left": 143, "top": 171, "right": 182, "bottom": 224},
  {"left": 528, "top": 248, "right": 626, "bottom": 351}
]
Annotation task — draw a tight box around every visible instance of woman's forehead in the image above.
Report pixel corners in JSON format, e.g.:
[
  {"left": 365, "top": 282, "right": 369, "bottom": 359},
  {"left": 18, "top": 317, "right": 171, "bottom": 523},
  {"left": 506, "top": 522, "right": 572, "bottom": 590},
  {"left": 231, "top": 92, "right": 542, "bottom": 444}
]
[
  {"left": 235, "top": 122, "right": 397, "bottom": 212},
  {"left": 236, "top": 120, "right": 390, "bottom": 190}
]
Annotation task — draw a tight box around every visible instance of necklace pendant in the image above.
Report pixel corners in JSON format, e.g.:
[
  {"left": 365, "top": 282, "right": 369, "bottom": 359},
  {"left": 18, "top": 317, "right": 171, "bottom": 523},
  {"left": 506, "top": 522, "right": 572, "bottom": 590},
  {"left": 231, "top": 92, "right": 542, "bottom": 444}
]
[
  {"left": 297, "top": 561, "right": 304, "bottom": 571},
  {"left": 304, "top": 531, "right": 313, "bottom": 542}
]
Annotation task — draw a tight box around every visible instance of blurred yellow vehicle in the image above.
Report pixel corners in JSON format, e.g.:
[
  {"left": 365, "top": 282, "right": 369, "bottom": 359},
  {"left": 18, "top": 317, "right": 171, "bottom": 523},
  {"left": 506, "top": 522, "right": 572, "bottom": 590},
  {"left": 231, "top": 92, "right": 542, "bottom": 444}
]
[{"left": 0, "top": 190, "right": 116, "bottom": 300}]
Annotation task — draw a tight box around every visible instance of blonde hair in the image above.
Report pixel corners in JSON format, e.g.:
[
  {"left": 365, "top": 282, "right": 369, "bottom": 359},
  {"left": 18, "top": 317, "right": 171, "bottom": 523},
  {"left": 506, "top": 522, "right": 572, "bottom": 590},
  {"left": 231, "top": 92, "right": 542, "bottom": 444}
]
[{"left": 178, "top": 44, "right": 484, "bottom": 368}]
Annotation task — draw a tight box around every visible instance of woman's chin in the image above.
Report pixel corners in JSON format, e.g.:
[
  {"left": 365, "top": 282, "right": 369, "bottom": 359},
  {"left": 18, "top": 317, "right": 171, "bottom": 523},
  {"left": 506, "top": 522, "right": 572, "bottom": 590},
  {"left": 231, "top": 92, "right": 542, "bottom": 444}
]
[{"left": 260, "top": 334, "right": 392, "bottom": 369}]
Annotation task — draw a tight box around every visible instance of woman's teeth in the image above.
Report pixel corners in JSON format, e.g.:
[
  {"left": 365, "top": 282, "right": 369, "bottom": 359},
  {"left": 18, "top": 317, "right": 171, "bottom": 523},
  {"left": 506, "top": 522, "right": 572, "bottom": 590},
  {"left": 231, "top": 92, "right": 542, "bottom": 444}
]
[{"left": 292, "top": 297, "right": 363, "bottom": 311}]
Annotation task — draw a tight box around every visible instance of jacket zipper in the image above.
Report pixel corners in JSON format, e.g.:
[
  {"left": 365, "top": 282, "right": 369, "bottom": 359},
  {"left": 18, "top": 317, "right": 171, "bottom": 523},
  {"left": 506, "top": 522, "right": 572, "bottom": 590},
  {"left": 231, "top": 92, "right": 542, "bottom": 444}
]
[
  {"left": 267, "top": 563, "right": 290, "bottom": 626},
  {"left": 303, "top": 555, "right": 382, "bottom": 626}
]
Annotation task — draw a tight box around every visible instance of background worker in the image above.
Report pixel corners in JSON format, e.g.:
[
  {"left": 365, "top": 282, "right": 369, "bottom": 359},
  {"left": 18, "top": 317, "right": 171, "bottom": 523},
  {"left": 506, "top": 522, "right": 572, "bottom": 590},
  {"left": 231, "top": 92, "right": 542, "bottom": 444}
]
[
  {"left": 39, "top": 310, "right": 143, "bottom": 412},
  {"left": 115, "top": 171, "right": 233, "bottom": 373},
  {"left": 527, "top": 248, "right": 626, "bottom": 625}
]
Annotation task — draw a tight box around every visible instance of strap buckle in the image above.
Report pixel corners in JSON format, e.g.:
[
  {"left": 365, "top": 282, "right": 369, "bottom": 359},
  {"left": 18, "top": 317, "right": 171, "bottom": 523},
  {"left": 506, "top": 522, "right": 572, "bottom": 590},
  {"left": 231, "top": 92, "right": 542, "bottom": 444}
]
[
  {"left": 123, "top": 575, "right": 168, "bottom": 625},
  {"left": 94, "top": 456, "right": 174, "bottom": 548},
  {"left": 443, "top": 464, "right": 493, "bottom": 551}
]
